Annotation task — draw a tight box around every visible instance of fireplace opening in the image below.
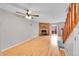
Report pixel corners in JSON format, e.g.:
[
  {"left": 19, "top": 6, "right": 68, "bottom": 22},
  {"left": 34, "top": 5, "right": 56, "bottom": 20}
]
[{"left": 40, "top": 30, "right": 48, "bottom": 35}]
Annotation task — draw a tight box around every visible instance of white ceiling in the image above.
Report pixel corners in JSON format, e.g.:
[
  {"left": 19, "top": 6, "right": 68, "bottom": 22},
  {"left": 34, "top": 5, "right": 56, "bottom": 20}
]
[{"left": 0, "top": 3, "right": 69, "bottom": 23}]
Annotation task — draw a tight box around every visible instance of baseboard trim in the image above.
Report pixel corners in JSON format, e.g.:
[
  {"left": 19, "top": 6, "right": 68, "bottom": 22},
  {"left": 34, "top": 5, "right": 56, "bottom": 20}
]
[{"left": 1, "top": 36, "right": 38, "bottom": 52}]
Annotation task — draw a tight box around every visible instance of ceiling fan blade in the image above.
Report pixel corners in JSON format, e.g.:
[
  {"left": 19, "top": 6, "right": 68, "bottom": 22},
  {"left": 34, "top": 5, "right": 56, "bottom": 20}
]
[
  {"left": 24, "top": 9, "right": 29, "bottom": 11},
  {"left": 15, "top": 13, "right": 25, "bottom": 18},
  {"left": 16, "top": 11, "right": 25, "bottom": 16},
  {"left": 24, "top": 9, "right": 40, "bottom": 13},
  {"left": 31, "top": 15, "right": 39, "bottom": 17},
  {"left": 24, "top": 9, "right": 30, "bottom": 12}
]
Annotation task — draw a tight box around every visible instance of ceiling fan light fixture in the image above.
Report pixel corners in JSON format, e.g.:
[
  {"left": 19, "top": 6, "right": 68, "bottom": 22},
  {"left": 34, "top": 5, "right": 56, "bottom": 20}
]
[
  {"left": 28, "top": 16, "right": 32, "bottom": 19},
  {"left": 25, "top": 15, "right": 32, "bottom": 20}
]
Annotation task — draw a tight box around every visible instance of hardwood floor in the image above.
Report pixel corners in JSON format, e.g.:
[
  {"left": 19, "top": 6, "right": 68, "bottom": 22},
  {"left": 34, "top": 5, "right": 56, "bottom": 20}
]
[{"left": 1, "top": 36, "right": 65, "bottom": 56}]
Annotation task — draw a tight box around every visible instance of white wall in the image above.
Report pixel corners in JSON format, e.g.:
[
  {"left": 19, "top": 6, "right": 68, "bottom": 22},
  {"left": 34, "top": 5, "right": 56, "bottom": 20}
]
[
  {"left": 73, "top": 23, "right": 79, "bottom": 56},
  {"left": 64, "top": 22, "right": 79, "bottom": 56},
  {"left": 64, "top": 32, "right": 74, "bottom": 56},
  {"left": 0, "top": 9, "right": 39, "bottom": 51}
]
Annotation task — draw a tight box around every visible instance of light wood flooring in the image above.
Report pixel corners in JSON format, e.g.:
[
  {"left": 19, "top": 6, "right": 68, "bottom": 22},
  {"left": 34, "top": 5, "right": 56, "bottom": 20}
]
[{"left": 0, "top": 36, "right": 65, "bottom": 56}]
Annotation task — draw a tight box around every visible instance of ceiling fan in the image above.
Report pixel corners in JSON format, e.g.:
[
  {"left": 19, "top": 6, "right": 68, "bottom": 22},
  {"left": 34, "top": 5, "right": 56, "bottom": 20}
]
[{"left": 16, "top": 9, "right": 39, "bottom": 20}]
